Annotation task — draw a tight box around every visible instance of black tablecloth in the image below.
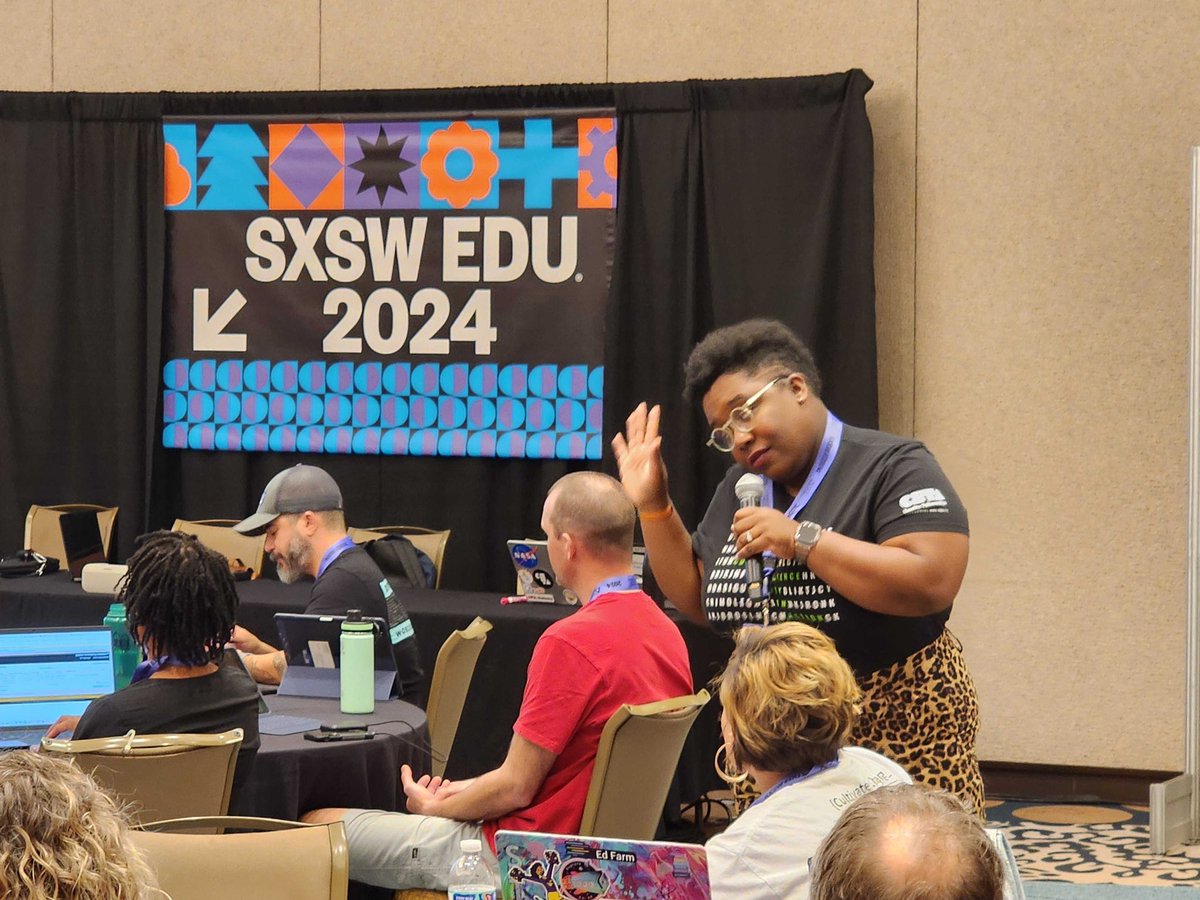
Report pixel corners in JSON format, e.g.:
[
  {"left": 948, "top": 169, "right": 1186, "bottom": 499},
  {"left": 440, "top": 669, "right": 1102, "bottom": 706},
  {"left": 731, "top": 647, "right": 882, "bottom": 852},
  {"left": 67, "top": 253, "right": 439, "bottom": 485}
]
[
  {"left": 245, "top": 694, "right": 428, "bottom": 820},
  {"left": 0, "top": 573, "right": 731, "bottom": 802}
]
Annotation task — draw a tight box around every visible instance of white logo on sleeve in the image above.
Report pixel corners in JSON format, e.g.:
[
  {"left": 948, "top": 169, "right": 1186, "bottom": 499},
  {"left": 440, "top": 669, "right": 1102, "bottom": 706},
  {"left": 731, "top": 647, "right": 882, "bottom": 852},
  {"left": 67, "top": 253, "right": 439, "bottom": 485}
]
[{"left": 898, "top": 488, "right": 949, "bottom": 514}]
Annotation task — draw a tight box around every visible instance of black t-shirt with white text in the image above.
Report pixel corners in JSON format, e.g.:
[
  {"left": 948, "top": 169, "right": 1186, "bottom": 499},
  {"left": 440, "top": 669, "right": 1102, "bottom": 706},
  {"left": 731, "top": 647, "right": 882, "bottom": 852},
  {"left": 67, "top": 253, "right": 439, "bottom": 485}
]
[
  {"left": 308, "top": 546, "right": 424, "bottom": 704},
  {"left": 692, "top": 424, "right": 969, "bottom": 676}
]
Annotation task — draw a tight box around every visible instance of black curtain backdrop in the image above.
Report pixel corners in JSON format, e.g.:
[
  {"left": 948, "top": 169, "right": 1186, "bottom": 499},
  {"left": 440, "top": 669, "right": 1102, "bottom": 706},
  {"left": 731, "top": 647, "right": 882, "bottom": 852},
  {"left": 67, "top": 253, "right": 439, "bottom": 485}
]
[{"left": 0, "top": 73, "right": 877, "bottom": 594}]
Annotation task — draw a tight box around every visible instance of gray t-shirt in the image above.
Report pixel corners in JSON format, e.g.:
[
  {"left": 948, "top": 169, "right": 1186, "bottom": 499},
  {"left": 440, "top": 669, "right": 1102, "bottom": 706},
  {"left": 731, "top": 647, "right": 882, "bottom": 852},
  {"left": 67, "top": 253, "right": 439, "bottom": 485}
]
[{"left": 692, "top": 424, "right": 969, "bottom": 675}]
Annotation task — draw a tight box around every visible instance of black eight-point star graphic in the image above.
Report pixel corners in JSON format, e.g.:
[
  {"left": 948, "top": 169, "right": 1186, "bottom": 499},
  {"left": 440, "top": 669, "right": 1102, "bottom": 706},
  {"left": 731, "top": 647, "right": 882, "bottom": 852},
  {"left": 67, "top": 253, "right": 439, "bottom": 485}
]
[{"left": 349, "top": 127, "right": 416, "bottom": 203}]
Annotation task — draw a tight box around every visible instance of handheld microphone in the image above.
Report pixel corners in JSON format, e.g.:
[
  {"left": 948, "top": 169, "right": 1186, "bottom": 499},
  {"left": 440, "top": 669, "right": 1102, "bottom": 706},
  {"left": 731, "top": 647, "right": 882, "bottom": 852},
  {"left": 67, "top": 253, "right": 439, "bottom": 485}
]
[{"left": 735, "top": 474, "right": 766, "bottom": 602}]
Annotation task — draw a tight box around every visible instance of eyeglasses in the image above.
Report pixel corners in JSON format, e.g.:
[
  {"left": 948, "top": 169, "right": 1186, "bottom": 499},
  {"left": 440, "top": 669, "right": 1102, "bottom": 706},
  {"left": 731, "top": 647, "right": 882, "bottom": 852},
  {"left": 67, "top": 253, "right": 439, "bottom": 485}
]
[{"left": 706, "top": 376, "right": 787, "bottom": 452}]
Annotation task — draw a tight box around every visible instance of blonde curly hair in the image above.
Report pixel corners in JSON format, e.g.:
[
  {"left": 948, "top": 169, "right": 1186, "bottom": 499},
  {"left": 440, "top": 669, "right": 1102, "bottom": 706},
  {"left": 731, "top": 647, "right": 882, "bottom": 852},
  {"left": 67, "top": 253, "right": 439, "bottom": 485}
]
[
  {"left": 716, "top": 622, "right": 862, "bottom": 775},
  {"left": 0, "top": 751, "right": 156, "bottom": 900}
]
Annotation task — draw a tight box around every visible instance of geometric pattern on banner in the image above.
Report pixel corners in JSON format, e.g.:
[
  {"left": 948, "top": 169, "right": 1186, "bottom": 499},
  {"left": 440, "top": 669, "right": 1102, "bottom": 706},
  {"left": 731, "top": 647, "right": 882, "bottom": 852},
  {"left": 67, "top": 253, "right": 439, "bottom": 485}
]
[
  {"left": 164, "top": 118, "right": 618, "bottom": 212},
  {"left": 162, "top": 359, "right": 604, "bottom": 460},
  {"left": 578, "top": 117, "right": 618, "bottom": 209}
]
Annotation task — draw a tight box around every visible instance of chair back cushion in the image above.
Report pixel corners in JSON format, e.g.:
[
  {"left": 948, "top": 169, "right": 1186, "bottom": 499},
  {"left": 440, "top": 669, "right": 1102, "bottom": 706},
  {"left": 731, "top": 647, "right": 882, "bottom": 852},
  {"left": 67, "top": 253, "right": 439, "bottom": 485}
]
[
  {"left": 426, "top": 616, "right": 492, "bottom": 777},
  {"left": 171, "top": 519, "right": 267, "bottom": 578},
  {"left": 25, "top": 504, "right": 118, "bottom": 561},
  {"left": 581, "top": 691, "right": 710, "bottom": 840},
  {"left": 42, "top": 731, "right": 241, "bottom": 826},
  {"left": 133, "top": 817, "right": 348, "bottom": 900}
]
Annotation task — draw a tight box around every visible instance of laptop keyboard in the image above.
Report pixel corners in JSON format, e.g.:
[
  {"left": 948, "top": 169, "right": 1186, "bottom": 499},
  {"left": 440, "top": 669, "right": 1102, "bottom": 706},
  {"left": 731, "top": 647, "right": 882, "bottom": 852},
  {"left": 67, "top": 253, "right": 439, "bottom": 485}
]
[{"left": 0, "top": 728, "right": 47, "bottom": 747}]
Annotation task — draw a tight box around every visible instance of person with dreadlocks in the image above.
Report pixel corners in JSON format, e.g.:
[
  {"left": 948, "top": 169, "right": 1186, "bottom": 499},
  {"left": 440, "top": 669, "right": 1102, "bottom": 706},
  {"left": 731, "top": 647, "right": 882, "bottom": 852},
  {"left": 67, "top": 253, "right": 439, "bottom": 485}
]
[{"left": 45, "top": 530, "right": 261, "bottom": 807}]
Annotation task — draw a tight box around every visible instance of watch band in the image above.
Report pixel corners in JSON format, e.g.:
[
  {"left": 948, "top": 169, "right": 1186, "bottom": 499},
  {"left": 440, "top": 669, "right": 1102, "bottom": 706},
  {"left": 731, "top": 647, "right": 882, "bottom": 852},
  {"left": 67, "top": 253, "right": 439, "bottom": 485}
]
[{"left": 793, "top": 520, "right": 824, "bottom": 564}]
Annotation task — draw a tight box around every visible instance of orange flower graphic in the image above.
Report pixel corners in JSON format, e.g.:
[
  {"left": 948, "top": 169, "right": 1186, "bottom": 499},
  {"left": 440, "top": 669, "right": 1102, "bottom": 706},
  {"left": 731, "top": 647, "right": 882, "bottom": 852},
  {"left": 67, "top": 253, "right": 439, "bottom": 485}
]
[{"left": 421, "top": 121, "right": 500, "bottom": 208}]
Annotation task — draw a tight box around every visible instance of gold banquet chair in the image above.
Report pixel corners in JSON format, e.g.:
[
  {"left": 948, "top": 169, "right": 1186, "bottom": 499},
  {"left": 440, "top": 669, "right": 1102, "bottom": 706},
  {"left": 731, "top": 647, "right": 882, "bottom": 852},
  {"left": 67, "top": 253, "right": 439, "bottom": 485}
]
[
  {"left": 172, "top": 518, "right": 267, "bottom": 578},
  {"left": 40, "top": 729, "right": 243, "bottom": 826},
  {"left": 349, "top": 525, "right": 450, "bottom": 588},
  {"left": 133, "top": 816, "right": 348, "bottom": 900},
  {"left": 426, "top": 616, "right": 493, "bottom": 778},
  {"left": 394, "top": 690, "right": 710, "bottom": 900},
  {"left": 24, "top": 503, "right": 118, "bottom": 562},
  {"left": 579, "top": 690, "right": 711, "bottom": 840}
]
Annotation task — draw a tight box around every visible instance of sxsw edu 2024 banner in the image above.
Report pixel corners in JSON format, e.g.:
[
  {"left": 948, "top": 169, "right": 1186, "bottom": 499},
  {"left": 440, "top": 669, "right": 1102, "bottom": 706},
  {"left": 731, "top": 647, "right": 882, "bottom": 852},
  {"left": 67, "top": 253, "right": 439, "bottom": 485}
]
[{"left": 161, "top": 112, "right": 617, "bottom": 460}]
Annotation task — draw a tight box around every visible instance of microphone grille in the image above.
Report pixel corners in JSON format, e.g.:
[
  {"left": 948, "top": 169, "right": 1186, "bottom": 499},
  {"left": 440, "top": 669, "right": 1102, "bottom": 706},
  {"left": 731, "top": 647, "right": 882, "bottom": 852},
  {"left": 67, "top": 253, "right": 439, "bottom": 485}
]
[{"left": 735, "top": 473, "right": 765, "bottom": 502}]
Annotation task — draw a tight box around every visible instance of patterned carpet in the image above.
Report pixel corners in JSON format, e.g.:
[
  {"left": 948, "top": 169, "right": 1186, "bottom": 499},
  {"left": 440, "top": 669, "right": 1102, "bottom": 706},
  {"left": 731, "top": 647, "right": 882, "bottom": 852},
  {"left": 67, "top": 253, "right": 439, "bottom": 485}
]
[{"left": 985, "top": 800, "right": 1200, "bottom": 886}]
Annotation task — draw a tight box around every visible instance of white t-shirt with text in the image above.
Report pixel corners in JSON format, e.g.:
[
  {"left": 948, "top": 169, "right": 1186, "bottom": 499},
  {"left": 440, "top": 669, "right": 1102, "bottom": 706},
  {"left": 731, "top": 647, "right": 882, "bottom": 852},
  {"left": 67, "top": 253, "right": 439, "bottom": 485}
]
[{"left": 707, "top": 746, "right": 912, "bottom": 900}]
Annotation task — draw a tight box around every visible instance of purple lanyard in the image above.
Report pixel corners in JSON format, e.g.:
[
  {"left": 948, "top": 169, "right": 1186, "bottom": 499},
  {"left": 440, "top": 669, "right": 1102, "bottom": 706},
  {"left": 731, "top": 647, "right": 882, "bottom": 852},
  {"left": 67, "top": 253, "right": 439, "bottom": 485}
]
[
  {"left": 749, "top": 758, "right": 839, "bottom": 809},
  {"left": 130, "top": 655, "right": 182, "bottom": 683},
  {"left": 762, "top": 412, "right": 843, "bottom": 563},
  {"left": 317, "top": 536, "right": 358, "bottom": 579},
  {"left": 589, "top": 574, "right": 641, "bottom": 604}
]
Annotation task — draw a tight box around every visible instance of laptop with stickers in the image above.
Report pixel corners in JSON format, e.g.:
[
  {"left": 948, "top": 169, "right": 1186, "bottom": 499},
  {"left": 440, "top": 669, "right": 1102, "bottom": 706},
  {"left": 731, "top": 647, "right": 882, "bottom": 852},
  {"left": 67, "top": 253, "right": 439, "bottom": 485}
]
[
  {"left": 506, "top": 540, "right": 580, "bottom": 605},
  {"left": 495, "top": 831, "right": 710, "bottom": 900}
]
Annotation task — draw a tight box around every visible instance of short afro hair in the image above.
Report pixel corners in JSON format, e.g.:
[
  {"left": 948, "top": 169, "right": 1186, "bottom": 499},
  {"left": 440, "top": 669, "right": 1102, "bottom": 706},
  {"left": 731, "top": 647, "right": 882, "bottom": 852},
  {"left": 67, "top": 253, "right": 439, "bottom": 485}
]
[{"left": 683, "top": 319, "right": 822, "bottom": 405}]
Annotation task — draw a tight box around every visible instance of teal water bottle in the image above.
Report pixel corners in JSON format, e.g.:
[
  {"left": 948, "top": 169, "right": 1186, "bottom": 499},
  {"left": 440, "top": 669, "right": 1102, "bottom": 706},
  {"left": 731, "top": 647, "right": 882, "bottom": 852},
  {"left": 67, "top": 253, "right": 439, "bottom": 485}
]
[
  {"left": 340, "top": 609, "right": 375, "bottom": 714},
  {"left": 103, "top": 603, "right": 139, "bottom": 689}
]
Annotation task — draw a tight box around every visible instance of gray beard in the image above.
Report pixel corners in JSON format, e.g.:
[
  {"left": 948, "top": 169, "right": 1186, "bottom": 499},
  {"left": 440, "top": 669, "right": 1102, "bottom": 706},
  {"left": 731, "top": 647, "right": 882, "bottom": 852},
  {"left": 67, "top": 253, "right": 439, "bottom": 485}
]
[{"left": 275, "top": 534, "right": 313, "bottom": 584}]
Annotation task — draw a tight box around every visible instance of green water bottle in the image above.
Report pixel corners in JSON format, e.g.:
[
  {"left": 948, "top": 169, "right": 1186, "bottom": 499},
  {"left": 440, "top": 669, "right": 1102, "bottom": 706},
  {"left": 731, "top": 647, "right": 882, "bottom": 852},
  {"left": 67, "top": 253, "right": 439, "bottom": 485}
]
[
  {"left": 103, "top": 603, "right": 139, "bottom": 689},
  {"left": 340, "top": 609, "right": 375, "bottom": 714}
]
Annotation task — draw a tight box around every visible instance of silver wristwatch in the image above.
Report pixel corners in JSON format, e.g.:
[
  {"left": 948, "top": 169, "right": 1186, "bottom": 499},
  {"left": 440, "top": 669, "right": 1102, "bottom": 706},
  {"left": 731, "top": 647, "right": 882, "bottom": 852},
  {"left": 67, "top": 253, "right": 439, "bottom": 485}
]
[{"left": 793, "top": 520, "right": 824, "bottom": 564}]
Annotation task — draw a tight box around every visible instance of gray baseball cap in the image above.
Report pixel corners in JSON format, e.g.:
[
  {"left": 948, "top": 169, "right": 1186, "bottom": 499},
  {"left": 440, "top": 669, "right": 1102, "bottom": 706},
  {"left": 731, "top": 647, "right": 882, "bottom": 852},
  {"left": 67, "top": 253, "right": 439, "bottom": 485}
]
[{"left": 234, "top": 465, "right": 344, "bottom": 535}]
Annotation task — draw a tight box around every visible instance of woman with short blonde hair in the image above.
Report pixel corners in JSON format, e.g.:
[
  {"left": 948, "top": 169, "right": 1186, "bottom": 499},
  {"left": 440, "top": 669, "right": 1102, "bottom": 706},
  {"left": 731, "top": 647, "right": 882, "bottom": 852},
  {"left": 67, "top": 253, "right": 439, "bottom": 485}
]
[
  {"left": 0, "top": 751, "right": 156, "bottom": 900},
  {"left": 708, "top": 623, "right": 912, "bottom": 900}
]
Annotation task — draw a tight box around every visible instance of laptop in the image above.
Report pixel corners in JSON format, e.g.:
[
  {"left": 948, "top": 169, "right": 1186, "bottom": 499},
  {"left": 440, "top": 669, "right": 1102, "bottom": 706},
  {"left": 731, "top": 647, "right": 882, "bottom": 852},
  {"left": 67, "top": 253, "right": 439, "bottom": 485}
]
[
  {"left": 506, "top": 542, "right": 648, "bottom": 606},
  {"left": 506, "top": 540, "right": 581, "bottom": 605},
  {"left": 273, "top": 612, "right": 397, "bottom": 701},
  {"left": 496, "top": 831, "right": 710, "bottom": 900},
  {"left": 58, "top": 510, "right": 107, "bottom": 580},
  {"left": 0, "top": 626, "right": 115, "bottom": 748}
]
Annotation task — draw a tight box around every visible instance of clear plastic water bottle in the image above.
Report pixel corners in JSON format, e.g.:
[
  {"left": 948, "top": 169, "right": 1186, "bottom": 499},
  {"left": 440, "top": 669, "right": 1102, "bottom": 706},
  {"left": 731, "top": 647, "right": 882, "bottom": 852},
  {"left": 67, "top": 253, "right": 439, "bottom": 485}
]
[
  {"left": 103, "top": 602, "right": 139, "bottom": 689},
  {"left": 340, "top": 609, "right": 375, "bottom": 714},
  {"left": 447, "top": 838, "right": 498, "bottom": 900}
]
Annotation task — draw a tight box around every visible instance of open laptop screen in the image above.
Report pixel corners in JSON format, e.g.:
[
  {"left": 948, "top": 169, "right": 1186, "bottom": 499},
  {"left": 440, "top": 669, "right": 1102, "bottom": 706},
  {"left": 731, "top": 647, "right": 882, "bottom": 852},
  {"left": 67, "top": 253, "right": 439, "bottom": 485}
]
[{"left": 0, "top": 627, "right": 115, "bottom": 728}]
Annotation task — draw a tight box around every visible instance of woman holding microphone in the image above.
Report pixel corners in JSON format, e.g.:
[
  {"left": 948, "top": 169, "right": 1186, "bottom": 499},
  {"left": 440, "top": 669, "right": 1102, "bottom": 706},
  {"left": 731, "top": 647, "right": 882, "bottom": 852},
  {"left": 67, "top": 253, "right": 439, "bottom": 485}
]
[{"left": 613, "top": 319, "right": 982, "bottom": 814}]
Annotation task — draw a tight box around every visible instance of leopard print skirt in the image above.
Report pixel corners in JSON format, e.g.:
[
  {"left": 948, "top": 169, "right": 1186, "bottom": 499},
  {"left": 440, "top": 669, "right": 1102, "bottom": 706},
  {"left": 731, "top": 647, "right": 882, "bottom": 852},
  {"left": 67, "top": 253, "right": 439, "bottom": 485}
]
[{"left": 851, "top": 629, "right": 985, "bottom": 817}]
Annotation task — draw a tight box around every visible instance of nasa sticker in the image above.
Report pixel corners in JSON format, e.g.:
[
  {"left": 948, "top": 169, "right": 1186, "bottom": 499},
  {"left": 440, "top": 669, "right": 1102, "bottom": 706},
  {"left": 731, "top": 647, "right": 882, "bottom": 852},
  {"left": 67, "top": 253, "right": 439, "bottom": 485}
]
[{"left": 512, "top": 543, "right": 539, "bottom": 568}]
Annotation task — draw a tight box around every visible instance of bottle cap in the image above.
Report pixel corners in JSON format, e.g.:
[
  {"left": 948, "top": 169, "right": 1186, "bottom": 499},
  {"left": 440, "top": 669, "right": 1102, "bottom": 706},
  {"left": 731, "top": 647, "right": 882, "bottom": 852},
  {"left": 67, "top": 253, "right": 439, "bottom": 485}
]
[
  {"left": 346, "top": 609, "right": 362, "bottom": 621},
  {"left": 460, "top": 838, "right": 482, "bottom": 854},
  {"left": 107, "top": 602, "right": 125, "bottom": 616}
]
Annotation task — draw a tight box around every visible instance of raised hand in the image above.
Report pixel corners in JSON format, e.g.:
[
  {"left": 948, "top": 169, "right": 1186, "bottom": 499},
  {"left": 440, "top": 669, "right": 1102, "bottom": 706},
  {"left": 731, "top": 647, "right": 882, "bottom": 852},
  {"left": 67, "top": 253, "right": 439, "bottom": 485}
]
[{"left": 611, "top": 402, "right": 670, "bottom": 511}]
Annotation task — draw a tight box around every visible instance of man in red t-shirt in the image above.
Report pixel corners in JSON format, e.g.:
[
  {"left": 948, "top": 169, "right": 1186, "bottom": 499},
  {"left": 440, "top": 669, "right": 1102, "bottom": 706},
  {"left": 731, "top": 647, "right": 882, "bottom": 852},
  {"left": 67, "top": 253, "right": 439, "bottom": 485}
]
[{"left": 303, "top": 471, "right": 694, "bottom": 891}]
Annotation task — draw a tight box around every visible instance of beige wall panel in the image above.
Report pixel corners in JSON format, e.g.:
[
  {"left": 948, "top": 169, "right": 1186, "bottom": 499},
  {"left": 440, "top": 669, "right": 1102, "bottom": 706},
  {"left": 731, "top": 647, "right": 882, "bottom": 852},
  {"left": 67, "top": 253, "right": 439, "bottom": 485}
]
[
  {"left": 320, "top": 0, "right": 606, "bottom": 90},
  {"left": 610, "top": 0, "right": 918, "bottom": 434},
  {"left": 0, "top": 0, "right": 51, "bottom": 90},
  {"left": 917, "top": 1, "right": 1199, "bottom": 770},
  {"left": 53, "top": 0, "right": 320, "bottom": 91}
]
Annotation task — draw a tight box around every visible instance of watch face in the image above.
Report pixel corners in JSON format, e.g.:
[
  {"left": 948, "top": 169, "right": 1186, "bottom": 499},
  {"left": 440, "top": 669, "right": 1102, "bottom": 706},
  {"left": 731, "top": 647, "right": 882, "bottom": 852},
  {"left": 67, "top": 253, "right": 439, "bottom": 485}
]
[{"left": 795, "top": 521, "right": 823, "bottom": 548}]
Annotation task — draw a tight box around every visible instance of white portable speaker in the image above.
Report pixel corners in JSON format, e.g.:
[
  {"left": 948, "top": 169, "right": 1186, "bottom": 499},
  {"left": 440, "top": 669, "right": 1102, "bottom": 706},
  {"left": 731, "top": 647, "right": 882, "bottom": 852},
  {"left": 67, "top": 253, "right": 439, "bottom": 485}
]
[{"left": 81, "top": 563, "right": 128, "bottom": 594}]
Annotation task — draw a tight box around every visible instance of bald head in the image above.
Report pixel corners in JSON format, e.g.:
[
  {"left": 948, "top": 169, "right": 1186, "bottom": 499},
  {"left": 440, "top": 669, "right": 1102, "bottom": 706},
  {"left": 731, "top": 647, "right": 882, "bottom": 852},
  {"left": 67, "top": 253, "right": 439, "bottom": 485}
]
[
  {"left": 544, "top": 472, "right": 635, "bottom": 561},
  {"left": 811, "top": 785, "right": 1003, "bottom": 900}
]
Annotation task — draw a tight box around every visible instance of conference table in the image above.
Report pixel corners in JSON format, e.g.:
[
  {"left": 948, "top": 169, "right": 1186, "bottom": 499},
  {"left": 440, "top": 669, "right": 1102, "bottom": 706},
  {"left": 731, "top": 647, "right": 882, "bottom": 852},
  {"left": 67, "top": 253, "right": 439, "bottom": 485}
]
[
  {"left": 0, "top": 572, "right": 733, "bottom": 807},
  {"left": 244, "top": 693, "right": 429, "bottom": 821}
]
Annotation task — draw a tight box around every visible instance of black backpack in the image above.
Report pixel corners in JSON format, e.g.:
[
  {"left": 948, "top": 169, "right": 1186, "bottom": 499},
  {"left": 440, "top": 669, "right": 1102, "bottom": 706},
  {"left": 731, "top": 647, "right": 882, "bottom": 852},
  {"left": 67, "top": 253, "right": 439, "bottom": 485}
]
[{"left": 360, "top": 534, "right": 435, "bottom": 589}]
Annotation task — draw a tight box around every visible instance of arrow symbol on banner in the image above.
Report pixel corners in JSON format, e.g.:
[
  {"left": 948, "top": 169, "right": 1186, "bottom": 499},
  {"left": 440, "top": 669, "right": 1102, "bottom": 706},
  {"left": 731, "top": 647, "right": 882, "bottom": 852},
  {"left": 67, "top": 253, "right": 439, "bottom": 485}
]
[{"left": 193, "top": 288, "right": 248, "bottom": 352}]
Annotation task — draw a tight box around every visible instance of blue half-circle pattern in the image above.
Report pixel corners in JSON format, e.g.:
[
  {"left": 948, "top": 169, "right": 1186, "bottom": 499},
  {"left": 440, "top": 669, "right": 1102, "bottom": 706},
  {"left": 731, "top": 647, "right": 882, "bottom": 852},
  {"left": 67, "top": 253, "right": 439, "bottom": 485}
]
[
  {"left": 189, "top": 360, "right": 216, "bottom": 391},
  {"left": 162, "top": 359, "right": 604, "bottom": 460},
  {"left": 299, "top": 361, "right": 326, "bottom": 393},
  {"left": 217, "top": 361, "right": 243, "bottom": 391}
]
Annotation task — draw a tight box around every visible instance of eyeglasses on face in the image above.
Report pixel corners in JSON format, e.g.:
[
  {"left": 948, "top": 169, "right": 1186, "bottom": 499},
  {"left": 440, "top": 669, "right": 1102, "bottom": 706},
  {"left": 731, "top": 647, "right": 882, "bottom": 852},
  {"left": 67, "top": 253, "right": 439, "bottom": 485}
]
[{"left": 706, "top": 375, "right": 788, "bottom": 452}]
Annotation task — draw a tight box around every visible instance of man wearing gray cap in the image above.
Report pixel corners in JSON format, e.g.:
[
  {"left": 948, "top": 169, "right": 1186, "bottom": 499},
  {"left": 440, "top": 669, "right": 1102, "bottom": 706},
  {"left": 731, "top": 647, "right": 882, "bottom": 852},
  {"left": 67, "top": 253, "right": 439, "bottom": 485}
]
[{"left": 230, "top": 464, "right": 423, "bottom": 703}]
